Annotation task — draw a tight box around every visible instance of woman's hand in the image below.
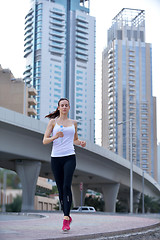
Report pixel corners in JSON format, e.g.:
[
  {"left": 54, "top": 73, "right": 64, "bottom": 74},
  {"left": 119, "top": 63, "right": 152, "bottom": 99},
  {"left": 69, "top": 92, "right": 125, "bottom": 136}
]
[
  {"left": 55, "top": 131, "right": 64, "bottom": 139},
  {"left": 80, "top": 141, "right": 86, "bottom": 147},
  {"left": 43, "top": 119, "right": 64, "bottom": 144}
]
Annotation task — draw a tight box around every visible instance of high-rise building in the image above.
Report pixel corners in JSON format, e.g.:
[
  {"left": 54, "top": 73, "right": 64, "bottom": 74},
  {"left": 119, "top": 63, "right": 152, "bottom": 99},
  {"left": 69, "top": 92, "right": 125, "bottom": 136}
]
[
  {"left": 24, "top": 0, "right": 95, "bottom": 142},
  {"left": 0, "top": 64, "right": 37, "bottom": 116},
  {"left": 102, "top": 8, "right": 157, "bottom": 180}
]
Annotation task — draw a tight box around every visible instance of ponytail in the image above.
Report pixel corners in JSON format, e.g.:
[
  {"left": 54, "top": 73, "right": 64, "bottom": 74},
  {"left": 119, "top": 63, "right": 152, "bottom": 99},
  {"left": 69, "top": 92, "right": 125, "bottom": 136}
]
[
  {"left": 45, "top": 97, "right": 69, "bottom": 119},
  {"left": 45, "top": 107, "right": 60, "bottom": 119}
]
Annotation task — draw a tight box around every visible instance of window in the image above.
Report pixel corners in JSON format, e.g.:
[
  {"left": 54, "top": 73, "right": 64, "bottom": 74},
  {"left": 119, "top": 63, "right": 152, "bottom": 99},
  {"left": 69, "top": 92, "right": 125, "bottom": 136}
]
[
  {"left": 54, "top": 71, "right": 61, "bottom": 76},
  {"left": 37, "top": 3, "right": 43, "bottom": 10},
  {"left": 142, "top": 164, "right": 148, "bottom": 168},
  {"left": 76, "top": 93, "right": 83, "bottom": 97},
  {"left": 55, "top": 65, "right": 61, "bottom": 70},
  {"left": 127, "top": 30, "right": 131, "bottom": 41},
  {"left": 76, "top": 87, "right": 83, "bottom": 91},
  {"left": 134, "top": 30, "right": 137, "bottom": 41},
  {"left": 37, "top": 21, "right": 42, "bottom": 27},
  {"left": 76, "top": 81, "right": 83, "bottom": 86},
  {"left": 140, "top": 31, "right": 144, "bottom": 42},
  {"left": 36, "top": 43, "right": 41, "bottom": 50},
  {"left": 55, "top": 89, "right": 61, "bottom": 93},
  {"left": 117, "top": 30, "right": 122, "bottom": 40},
  {"left": 76, "top": 99, "right": 83, "bottom": 103}
]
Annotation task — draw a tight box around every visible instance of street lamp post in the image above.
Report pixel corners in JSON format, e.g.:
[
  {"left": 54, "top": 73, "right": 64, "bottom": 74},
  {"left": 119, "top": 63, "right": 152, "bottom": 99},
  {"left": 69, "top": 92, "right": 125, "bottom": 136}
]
[
  {"left": 118, "top": 119, "right": 133, "bottom": 213},
  {"left": 2, "top": 170, "right": 7, "bottom": 213},
  {"left": 142, "top": 171, "right": 145, "bottom": 214}
]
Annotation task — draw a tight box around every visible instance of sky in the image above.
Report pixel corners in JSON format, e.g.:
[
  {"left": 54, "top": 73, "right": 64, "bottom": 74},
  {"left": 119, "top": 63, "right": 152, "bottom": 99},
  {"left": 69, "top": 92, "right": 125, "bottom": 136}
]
[{"left": 0, "top": 0, "right": 160, "bottom": 142}]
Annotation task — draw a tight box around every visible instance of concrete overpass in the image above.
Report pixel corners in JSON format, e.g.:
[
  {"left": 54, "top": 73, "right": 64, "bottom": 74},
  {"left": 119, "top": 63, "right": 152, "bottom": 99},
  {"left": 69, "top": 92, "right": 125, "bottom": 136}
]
[{"left": 0, "top": 107, "right": 160, "bottom": 212}]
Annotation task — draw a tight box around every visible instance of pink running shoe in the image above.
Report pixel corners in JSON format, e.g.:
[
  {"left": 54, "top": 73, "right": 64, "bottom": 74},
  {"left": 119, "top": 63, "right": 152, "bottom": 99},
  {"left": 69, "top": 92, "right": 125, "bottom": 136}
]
[
  {"left": 69, "top": 216, "right": 72, "bottom": 225},
  {"left": 62, "top": 219, "right": 70, "bottom": 231}
]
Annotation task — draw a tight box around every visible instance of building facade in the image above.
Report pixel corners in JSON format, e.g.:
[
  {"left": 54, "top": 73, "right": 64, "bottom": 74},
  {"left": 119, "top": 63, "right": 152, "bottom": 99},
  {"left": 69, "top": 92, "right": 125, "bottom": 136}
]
[
  {"left": 102, "top": 8, "right": 157, "bottom": 180},
  {"left": 0, "top": 65, "right": 37, "bottom": 116},
  {"left": 24, "top": 0, "right": 95, "bottom": 142}
]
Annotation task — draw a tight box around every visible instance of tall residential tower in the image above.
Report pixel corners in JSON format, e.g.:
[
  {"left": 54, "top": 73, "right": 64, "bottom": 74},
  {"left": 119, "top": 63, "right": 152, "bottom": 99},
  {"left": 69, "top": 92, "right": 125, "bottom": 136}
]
[
  {"left": 102, "top": 8, "right": 157, "bottom": 180},
  {"left": 24, "top": 0, "right": 95, "bottom": 142}
]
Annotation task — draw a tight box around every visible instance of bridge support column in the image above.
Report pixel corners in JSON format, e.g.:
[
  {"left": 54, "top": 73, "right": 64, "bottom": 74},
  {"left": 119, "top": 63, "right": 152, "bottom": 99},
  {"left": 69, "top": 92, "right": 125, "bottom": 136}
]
[
  {"left": 15, "top": 160, "right": 41, "bottom": 211},
  {"left": 72, "top": 183, "right": 88, "bottom": 207},
  {"left": 102, "top": 183, "right": 120, "bottom": 212}
]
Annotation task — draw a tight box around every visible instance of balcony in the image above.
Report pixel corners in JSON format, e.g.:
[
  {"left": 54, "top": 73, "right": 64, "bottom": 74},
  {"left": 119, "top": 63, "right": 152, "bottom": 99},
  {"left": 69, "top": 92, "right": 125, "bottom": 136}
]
[
  {"left": 24, "top": 72, "right": 32, "bottom": 80},
  {"left": 50, "top": 8, "right": 65, "bottom": 16},
  {"left": 76, "top": 26, "right": 88, "bottom": 34},
  {"left": 108, "top": 67, "right": 113, "bottom": 73},
  {"left": 50, "top": 19, "right": 65, "bottom": 27},
  {"left": 49, "top": 47, "right": 65, "bottom": 55},
  {"left": 49, "top": 36, "right": 64, "bottom": 43},
  {"left": 76, "top": 43, "right": 88, "bottom": 50},
  {"left": 24, "top": 40, "right": 33, "bottom": 49},
  {"left": 76, "top": 16, "right": 88, "bottom": 24},
  {"left": 108, "top": 82, "right": 114, "bottom": 88},
  {"left": 129, "top": 61, "right": 135, "bottom": 66},
  {"left": 129, "top": 91, "right": 135, "bottom": 96},
  {"left": 24, "top": 65, "right": 32, "bottom": 74},
  {"left": 129, "top": 51, "right": 135, "bottom": 57},
  {"left": 49, "top": 41, "right": 64, "bottom": 49},
  {"left": 27, "top": 107, "right": 37, "bottom": 116},
  {"left": 28, "top": 97, "right": 37, "bottom": 106},
  {"left": 50, "top": 30, "right": 65, "bottom": 38},
  {"left": 76, "top": 54, "right": 88, "bottom": 61},
  {"left": 129, "top": 81, "right": 135, "bottom": 87},
  {"left": 76, "top": 48, "right": 88, "bottom": 56},
  {"left": 28, "top": 87, "right": 37, "bottom": 96},
  {"left": 108, "top": 92, "right": 113, "bottom": 98},
  {"left": 77, "top": 23, "right": 88, "bottom": 30},
  {"left": 76, "top": 37, "right": 88, "bottom": 45},
  {"left": 108, "top": 105, "right": 113, "bottom": 110},
  {"left": 24, "top": 30, "right": 33, "bottom": 40},
  {"left": 24, "top": 48, "right": 32, "bottom": 58},
  {"left": 108, "top": 48, "right": 113, "bottom": 54},
  {"left": 108, "top": 54, "right": 113, "bottom": 60},
  {"left": 50, "top": 13, "right": 65, "bottom": 21},
  {"left": 108, "top": 63, "right": 114, "bottom": 69},
  {"left": 109, "top": 109, "right": 114, "bottom": 115},
  {"left": 25, "top": 9, "right": 33, "bottom": 20},
  {"left": 76, "top": 32, "right": 88, "bottom": 40},
  {"left": 108, "top": 87, "right": 114, "bottom": 94},
  {"left": 129, "top": 57, "right": 135, "bottom": 62},
  {"left": 50, "top": 24, "right": 65, "bottom": 32},
  {"left": 109, "top": 114, "right": 113, "bottom": 120}
]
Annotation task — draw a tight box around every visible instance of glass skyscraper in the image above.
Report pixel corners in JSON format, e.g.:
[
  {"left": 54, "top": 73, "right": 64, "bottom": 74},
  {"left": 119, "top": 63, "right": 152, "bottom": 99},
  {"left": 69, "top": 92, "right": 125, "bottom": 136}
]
[
  {"left": 102, "top": 8, "right": 157, "bottom": 180},
  {"left": 24, "top": 0, "right": 95, "bottom": 142}
]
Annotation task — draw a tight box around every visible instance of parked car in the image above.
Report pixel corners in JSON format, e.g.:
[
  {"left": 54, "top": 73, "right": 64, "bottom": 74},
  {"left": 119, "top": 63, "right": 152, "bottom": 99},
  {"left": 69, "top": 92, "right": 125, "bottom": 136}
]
[{"left": 71, "top": 206, "right": 96, "bottom": 213}]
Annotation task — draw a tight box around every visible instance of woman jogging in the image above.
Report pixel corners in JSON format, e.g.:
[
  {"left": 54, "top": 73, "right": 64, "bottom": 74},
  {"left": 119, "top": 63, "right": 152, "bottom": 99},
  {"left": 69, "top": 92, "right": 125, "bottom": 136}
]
[{"left": 43, "top": 98, "right": 86, "bottom": 231}]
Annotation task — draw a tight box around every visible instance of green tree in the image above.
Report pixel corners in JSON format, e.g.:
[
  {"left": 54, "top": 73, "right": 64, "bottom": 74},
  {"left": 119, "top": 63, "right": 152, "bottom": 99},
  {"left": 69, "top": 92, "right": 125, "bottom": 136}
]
[
  {"left": 0, "top": 168, "right": 21, "bottom": 189},
  {"left": 6, "top": 195, "right": 22, "bottom": 212},
  {"left": 116, "top": 200, "right": 128, "bottom": 212},
  {"left": 51, "top": 185, "right": 58, "bottom": 194},
  {"left": 138, "top": 195, "right": 160, "bottom": 213},
  {"left": 84, "top": 195, "right": 104, "bottom": 211}
]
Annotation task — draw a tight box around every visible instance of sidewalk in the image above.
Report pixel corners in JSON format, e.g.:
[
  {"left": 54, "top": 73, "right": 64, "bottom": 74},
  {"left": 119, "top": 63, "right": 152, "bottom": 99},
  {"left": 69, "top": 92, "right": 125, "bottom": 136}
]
[{"left": 0, "top": 212, "right": 160, "bottom": 240}]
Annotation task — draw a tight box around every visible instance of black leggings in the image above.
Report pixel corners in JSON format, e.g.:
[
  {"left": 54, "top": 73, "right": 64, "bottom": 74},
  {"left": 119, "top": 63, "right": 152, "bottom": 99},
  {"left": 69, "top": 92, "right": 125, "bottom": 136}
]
[{"left": 51, "top": 154, "right": 76, "bottom": 216}]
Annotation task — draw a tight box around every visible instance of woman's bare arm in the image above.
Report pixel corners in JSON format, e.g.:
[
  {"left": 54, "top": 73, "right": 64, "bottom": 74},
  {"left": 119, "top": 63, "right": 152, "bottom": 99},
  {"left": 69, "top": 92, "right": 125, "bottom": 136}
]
[
  {"left": 43, "top": 119, "right": 63, "bottom": 144},
  {"left": 73, "top": 121, "right": 86, "bottom": 147}
]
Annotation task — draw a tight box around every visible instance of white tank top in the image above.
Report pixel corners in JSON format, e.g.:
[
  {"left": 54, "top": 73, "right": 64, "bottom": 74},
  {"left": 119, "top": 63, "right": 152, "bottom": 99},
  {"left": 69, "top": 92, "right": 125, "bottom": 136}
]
[{"left": 51, "top": 122, "right": 75, "bottom": 157}]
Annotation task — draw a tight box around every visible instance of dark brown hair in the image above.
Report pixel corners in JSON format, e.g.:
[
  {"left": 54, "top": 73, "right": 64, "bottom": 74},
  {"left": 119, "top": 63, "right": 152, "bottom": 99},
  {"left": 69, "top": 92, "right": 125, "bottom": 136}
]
[{"left": 45, "top": 98, "right": 70, "bottom": 119}]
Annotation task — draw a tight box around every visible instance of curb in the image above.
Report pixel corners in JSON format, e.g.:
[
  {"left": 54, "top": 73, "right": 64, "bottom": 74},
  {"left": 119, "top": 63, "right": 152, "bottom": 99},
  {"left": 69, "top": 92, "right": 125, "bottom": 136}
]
[{"left": 39, "top": 222, "right": 160, "bottom": 240}]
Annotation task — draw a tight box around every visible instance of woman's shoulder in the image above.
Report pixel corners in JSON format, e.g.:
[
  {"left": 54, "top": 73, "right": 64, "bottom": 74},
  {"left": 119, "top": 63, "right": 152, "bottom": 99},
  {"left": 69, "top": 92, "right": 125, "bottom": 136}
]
[
  {"left": 70, "top": 119, "right": 77, "bottom": 126},
  {"left": 49, "top": 118, "right": 56, "bottom": 127}
]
